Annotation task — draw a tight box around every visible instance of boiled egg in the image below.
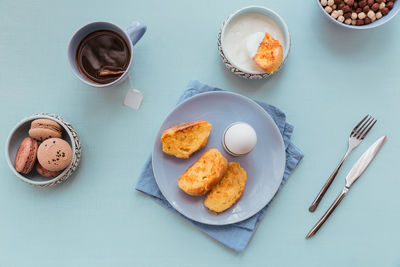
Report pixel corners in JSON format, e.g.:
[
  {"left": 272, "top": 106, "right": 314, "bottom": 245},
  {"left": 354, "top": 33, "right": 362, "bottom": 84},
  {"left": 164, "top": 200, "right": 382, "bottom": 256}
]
[{"left": 222, "top": 122, "right": 257, "bottom": 156}]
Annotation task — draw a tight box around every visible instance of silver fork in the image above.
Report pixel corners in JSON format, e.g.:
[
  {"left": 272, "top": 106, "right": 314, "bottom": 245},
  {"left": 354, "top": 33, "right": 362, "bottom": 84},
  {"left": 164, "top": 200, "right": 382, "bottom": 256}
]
[{"left": 308, "top": 115, "right": 377, "bottom": 212}]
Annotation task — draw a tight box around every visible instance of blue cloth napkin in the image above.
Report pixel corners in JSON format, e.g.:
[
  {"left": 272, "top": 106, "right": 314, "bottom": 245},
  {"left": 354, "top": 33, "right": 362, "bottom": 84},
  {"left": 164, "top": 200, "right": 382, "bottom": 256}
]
[{"left": 136, "top": 80, "right": 304, "bottom": 252}]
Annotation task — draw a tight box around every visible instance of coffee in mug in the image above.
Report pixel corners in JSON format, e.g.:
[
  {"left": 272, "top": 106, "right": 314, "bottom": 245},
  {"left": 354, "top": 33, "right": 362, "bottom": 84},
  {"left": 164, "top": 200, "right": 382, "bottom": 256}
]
[
  {"left": 75, "top": 30, "right": 131, "bottom": 84},
  {"left": 68, "top": 21, "right": 146, "bottom": 87}
]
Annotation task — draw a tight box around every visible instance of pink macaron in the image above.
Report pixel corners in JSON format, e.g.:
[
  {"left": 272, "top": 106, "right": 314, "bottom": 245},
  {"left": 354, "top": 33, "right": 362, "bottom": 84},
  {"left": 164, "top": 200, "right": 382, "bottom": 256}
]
[
  {"left": 14, "top": 137, "right": 38, "bottom": 174},
  {"left": 35, "top": 162, "right": 63, "bottom": 178}
]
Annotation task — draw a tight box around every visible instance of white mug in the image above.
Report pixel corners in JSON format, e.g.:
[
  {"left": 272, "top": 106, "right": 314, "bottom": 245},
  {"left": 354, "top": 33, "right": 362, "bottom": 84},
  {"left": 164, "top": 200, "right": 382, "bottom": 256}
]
[{"left": 67, "top": 21, "right": 146, "bottom": 87}]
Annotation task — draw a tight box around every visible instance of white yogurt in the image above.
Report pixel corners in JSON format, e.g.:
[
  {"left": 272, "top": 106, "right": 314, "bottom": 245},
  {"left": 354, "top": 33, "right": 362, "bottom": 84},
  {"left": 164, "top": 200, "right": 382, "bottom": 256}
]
[
  {"left": 246, "top": 32, "right": 266, "bottom": 59},
  {"left": 223, "top": 12, "right": 285, "bottom": 74}
]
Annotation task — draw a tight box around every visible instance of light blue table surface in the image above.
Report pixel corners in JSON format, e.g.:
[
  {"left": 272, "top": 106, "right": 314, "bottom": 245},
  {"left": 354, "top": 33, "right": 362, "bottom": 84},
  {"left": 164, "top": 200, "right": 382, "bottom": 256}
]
[{"left": 1, "top": 0, "right": 399, "bottom": 266}]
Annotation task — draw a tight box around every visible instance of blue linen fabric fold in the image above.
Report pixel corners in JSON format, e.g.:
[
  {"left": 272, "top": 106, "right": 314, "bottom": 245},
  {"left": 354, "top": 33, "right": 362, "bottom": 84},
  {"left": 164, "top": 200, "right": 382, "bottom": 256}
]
[{"left": 136, "top": 80, "right": 304, "bottom": 252}]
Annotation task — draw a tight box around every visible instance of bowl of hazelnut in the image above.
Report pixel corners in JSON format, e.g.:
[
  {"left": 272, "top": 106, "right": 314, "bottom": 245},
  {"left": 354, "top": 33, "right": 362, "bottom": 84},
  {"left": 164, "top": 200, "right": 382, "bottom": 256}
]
[{"left": 318, "top": 0, "right": 399, "bottom": 29}]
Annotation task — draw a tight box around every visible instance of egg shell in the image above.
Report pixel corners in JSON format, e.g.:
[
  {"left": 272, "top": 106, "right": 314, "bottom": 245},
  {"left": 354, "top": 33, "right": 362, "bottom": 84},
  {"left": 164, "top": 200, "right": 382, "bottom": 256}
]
[{"left": 223, "top": 122, "right": 257, "bottom": 156}]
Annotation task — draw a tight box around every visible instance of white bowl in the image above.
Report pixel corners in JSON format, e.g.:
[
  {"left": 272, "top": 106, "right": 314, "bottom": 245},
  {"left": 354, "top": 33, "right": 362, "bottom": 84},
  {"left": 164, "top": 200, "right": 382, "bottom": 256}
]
[
  {"left": 218, "top": 6, "right": 291, "bottom": 79},
  {"left": 5, "top": 113, "right": 82, "bottom": 186}
]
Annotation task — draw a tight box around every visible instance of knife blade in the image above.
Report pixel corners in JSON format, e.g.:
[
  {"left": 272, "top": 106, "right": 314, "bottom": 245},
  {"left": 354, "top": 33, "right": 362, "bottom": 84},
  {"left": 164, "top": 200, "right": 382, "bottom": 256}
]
[
  {"left": 345, "top": 135, "right": 387, "bottom": 189},
  {"left": 306, "top": 135, "right": 387, "bottom": 239}
]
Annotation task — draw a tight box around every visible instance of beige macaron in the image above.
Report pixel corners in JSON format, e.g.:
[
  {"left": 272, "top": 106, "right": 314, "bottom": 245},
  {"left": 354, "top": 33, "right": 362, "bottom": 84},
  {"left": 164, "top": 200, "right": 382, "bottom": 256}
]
[
  {"left": 29, "top": 119, "right": 63, "bottom": 142},
  {"left": 37, "top": 138, "right": 72, "bottom": 172}
]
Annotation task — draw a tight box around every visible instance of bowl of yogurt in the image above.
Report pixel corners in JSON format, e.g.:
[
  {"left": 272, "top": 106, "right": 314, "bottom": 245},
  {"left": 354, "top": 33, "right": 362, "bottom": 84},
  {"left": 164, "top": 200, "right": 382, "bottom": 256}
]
[{"left": 218, "top": 6, "right": 291, "bottom": 79}]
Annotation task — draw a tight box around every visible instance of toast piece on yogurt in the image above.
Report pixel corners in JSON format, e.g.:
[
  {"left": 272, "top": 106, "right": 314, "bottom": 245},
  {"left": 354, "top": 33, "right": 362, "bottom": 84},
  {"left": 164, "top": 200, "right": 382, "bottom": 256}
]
[{"left": 253, "top": 33, "right": 283, "bottom": 74}]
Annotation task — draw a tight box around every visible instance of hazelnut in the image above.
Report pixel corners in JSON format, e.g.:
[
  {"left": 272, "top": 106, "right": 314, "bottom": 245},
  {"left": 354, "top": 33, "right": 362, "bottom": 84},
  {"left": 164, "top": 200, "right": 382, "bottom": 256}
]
[
  {"left": 354, "top": 2, "right": 358, "bottom": 8},
  {"left": 358, "top": 11, "right": 367, "bottom": 19},
  {"left": 379, "top": 2, "right": 386, "bottom": 9},
  {"left": 364, "top": 17, "right": 372, "bottom": 24},
  {"left": 347, "top": 0, "right": 354, "bottom": 6},
  {"left": 381, "top": 7, "right": 389, "bottom": 15},
  {"left": 376, "top": 0, "right": 383, "bottom": 3},
  {"left": 367, "top": 0, "right": 375, "bottom": 6},
  {"left": 342, "top": 5, "right": 352, "bottom": 12},
  {"left": 386, "top": 1, "right": 394, "bottom": 9},
  {"left": 339, "top": 2, "right": 346, "bottom": 9},
  {"left": 359, "top": 0, "right": 367, "bottom": 8},
  {"left": 332, "top": 4, "right": 337, "bottom": 9},
  {"left": 337, "top": 9, "right": 344, "bottom": 15},
  {"left": 321, "top": 0, "right": 328, "bottom": 6},
  {"left": 331, "top": 10, "right": 340, "bottom": 18},
  {"left": 325, "top": 6, "right": 334, "bottom": 13},
  {"left": 352, "top": 19, "right": 357, "bottom": 25},
  {"left": 334, "top": 0, "right": 341, "bottom": 4},
  {"left": 356, "top": 7, "right": 362, "bottom": 13},
  {"left": 371, "top": 16, "right": 377, "bottom": 22},
  {"left": 344, "top": 12, "right": 352, "bottom": 18},
  {"left": 328, "top": 0, "right": 335, "bottom": 6},
  {"left": 372, "top": 3, "right": 380, "bottom": 11},
  {"left": 345, "top": 18, "right": 352, "bottom": 24},
  {"left": 363, "top": 5, "right": 370, "bottom": 12},
  {"left": 351, "top": 12, "right": 358, "bottom": 19},
  {"left": 356, "top": 19, "right": 365, "bottom": 25},
  {"left": 367, "top": 10, "right": 376, "bottom": 18},
  {"left": 376, "top": 11, "right": 383, "bottom": 18},
  {"left": 338, "top": 15, "right": 345, "bottom": 22}
]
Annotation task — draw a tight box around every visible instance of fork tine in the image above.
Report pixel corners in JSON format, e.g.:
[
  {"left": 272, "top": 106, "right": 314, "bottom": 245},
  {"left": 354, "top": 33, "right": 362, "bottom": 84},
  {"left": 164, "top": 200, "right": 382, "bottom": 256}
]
[
  {"left": 351, "top": 115, "right": 369, "bottom": 137},
  {"left": 360, "top": 119, "right": 377, "bottom": 140},
  {"left": 355, "top": 116, "right": 373, "bottom": 138},
  {"left": 352, "top": 115, "right": 371, "bottom": 137}
]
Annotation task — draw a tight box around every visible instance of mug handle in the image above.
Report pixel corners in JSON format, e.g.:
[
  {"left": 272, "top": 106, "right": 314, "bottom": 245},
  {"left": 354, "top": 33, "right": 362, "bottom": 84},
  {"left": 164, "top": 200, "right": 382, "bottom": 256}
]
[{"left": 126, "top": 21, "right": 146, "bottom": 46}]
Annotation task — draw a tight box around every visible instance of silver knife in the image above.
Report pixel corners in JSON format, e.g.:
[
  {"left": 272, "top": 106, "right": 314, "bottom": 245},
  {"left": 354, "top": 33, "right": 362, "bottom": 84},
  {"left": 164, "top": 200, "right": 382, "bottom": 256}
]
[{"left": 306, "top": 135, "right": 387, "bottom": 239}]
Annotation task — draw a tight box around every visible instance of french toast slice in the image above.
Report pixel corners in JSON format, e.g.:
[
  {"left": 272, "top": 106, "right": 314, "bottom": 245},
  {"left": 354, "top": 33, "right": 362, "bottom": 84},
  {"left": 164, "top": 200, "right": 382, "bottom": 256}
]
[
  {"left": 161, "top": 120, "right": 212, "bottom": 159},
  {"left": 177, "top": 149, "right": 228, "bottom": 196},
  {"left": 204, "top": 162, "right": 247, "bottom": 213},
  {"left": 253, "top": 33, "right": 283, "bottom": 74}
]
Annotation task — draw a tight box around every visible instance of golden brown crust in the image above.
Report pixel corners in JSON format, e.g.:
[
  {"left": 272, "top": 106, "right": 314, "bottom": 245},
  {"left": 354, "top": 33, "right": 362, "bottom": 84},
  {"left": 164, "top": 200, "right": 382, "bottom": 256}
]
[
  {"left": 177, "top": 149, "right": 228, "bottom": 196},
  {"left": 204, "top": 162, "right": 247, "bottom": 213},
  {"left": 162, "top": 120, "right": 205, "bottom": 136},
  {"left": 253, "top": 33, "right": 283, "bottom": 74},
  {"left": 161, "top": 120, "right": 212, "bottom": 159}
]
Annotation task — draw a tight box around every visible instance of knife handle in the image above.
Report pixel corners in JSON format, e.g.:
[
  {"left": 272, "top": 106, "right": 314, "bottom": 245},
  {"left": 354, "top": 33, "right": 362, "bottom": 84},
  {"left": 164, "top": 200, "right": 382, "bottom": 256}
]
[
  {"left": 309, "top": 149, "right": 351, "bottom": 212},
  {"left": 306, "top": 188, "right": 348, "bottom": 239}
]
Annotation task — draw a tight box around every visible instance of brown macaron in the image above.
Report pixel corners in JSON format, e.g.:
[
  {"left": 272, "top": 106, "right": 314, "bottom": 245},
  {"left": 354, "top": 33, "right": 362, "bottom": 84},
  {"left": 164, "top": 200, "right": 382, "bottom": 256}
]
[
  {"left": 14, "top": 137, "right": 38, "bottom": 174},
  {"left": 35, "top": 162, "right": 62, "bottom": 178},
  {"left": 29, "top": 119, "right": 63, "bottom": 142},
  {"left": 37, "top": 138, "right": 72, "bottom": 172}
]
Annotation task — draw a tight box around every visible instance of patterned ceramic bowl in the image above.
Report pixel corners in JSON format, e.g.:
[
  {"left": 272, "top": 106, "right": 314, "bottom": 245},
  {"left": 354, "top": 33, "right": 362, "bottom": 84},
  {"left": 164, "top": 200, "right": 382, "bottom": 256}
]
[
  {"left": 218, "top": 6, "right": 291, "bottom": 79},
  {"left": 316, "top": 0, "right": 400, "bottom": 29},
  {"left": 5, "top": 113, "right": 82, "bottom": 186}
]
